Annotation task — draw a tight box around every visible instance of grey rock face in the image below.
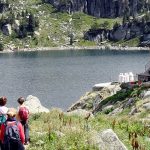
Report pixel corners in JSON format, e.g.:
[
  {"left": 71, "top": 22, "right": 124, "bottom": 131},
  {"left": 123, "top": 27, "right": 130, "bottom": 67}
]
[
  {"left": 129, "top": 107, "right": 137, "bottom": 115},
  {"left": 84, "top": 21, "right": 149, "bottom": 43},
  {"left": 143, "top": 90, "right": 150, "bottom": 99},
  {"left": 0, "top": 2, "right": 9, "bottom": 13},
  {"left": 68, "top": 83, "right": 121, "bottom": 113},
  {"left": 92, "top": 129, "right": 127, "bottom": 150},
  {"left": 2, "top": 24, "right": 12, "bottom": 36},
  {"left": 111, "top": 25, "right": 127, "bottom": 41},
  {"left": 47, "top": 0, "right": 144, "bottom": 18},
  {"left": 143, "top": 103, "right": 150, "bottom": 110}
]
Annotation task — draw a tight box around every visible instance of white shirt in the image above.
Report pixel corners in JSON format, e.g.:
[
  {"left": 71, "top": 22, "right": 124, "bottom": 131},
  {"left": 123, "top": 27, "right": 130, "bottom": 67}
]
[{"left": 0, "top": 106, "right": 8, "bottom": 115}]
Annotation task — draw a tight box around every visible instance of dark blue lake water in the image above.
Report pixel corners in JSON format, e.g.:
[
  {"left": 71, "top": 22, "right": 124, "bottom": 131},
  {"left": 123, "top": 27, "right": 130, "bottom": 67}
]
[{"left": 0, "top": 49, "right": 149, "bottom": 110}]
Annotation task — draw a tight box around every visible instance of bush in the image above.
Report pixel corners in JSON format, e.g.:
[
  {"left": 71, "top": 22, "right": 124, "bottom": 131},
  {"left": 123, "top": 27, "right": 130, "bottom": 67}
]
[
  {"left": 0, "top": 43, "right": 4, "bottom": 51},
  {"left": 100, "top": 89, "right": 133, "bottom": 107},
  {"left": 103, "top": 107, "right": 114, "bottom": 114}
]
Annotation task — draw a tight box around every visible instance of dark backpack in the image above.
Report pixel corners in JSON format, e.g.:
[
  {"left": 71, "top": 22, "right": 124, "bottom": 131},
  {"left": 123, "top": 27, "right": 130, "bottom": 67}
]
[
  {"left": 4, "top": 121, "right": 20, "bottom": 143},
  {"left": 19, "top": 107, "right": 29, "bottom": 121}
]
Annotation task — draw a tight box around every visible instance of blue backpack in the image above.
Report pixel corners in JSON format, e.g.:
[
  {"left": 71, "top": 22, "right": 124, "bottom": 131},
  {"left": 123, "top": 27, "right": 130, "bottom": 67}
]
[
  {"left": 4, "top": 121, "right": 21, "bottom": 143},
  {"left": 0, "top": 114, "right": 6, "bottom": 125}
]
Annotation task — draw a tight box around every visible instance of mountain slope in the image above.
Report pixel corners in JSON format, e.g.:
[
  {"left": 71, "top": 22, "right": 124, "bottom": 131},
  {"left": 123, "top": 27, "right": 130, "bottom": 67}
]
[{"left": 0, "top": 0, "right": 149, "bottom": 50}]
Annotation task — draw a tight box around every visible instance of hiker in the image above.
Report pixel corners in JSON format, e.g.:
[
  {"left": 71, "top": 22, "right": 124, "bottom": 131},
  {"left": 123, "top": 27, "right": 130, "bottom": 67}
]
[
  {"left": 17, "top": 97, "right": 30, "bottom": 145},
  {"left": 0, "top": 97, "right": 8, "bottom": 149},
  {"left": 0, "top": 97, "right": 8, "bottom": 123},
  {"left": 0, "top": 108, "right": 25, "bottom": 150}
]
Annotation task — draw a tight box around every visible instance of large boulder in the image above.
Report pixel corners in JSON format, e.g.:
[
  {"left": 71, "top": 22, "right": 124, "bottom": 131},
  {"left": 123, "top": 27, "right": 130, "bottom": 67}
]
[
  {"left": 110, "top": 25, "right": 127, "bottom": 41},
  {"left": 68, "top": 82, "right": 121, "bottom": 112},
  {"left": 143, "top": 103, "right": 150, "bottom": 110},
  {"left": 24, "top": 95, "right": 49, "bottom": 114},
  {"left": 91, "top": 129, "right": 127, "bottom": 150},
  {"left": 2, "top": 24, "right": 12, "bottom": 36},
  {"left": 143, "top": 90, "right": 150, "bottom": 99}
]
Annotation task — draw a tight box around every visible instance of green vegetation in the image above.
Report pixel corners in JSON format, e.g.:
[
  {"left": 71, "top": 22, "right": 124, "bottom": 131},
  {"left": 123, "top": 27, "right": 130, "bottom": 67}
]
[
  {"left": 0, "top": 42, "right": 4, "bottom": 51},
  {"left": 27, "top": 107, "right": 150, "bottom": 150},
  {"left": 0, "top": 0, "right": 148, "bottom": 50},
  {"left": 91, "top": 17, "right": 122, "bottom": 30},
  {"left": 112, "top": 37, "right": 141, "bottom": 47},
  {"left": 28, "top": 110, "right": 99, "bottom": 150},
  {"left": 0, "top": 0, "right": 123, "bottom": 50},
  {"left": 101, "top": 89, "right": 133, "bottom": 107},
  {"left": 23, "top": 83, "right": 150, "bottom": 150}
]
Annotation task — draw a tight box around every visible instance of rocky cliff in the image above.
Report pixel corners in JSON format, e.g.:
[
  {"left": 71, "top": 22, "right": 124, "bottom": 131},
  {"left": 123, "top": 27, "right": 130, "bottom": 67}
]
[
  {"left": 84, "top": 21, "right": 150, "bottom": 46},
  {"left": 45, "top": 0, "right": 150, "bottom": 18}
]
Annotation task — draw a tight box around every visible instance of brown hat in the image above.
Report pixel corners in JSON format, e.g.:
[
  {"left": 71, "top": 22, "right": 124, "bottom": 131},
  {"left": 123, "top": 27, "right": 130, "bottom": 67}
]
[{"left": 7, "top": 108, "right": 17, "bottom": 117}]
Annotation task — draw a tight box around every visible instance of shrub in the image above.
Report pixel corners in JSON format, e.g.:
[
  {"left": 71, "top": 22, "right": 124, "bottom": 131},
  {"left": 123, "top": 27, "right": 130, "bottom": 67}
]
[{"left": 0, "top": 43, "right": 4, "bottom": 51}]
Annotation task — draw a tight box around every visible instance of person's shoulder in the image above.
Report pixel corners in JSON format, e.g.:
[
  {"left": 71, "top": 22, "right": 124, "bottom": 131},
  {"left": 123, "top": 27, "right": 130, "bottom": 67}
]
[
  {"left": 0, "top": 106, "right": 8, "bottom": 114},
  {"left": 20, "top": 105, "right": 29, "bottom": 110}
]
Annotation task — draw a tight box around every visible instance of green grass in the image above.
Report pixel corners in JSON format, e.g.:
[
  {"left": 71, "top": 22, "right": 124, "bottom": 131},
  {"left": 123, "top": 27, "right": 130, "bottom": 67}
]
[
  {"left": 25, "top": 85, "right": 150, "bottom": 150},
  {"left": 27, "top": 109, "right": 150, "bottom": 150},
  {"left": 114, "top": 37, "right": 140, "bottom": 47},
  {"left": 0, "top": 0, "right": 124, "bottom": 49}
]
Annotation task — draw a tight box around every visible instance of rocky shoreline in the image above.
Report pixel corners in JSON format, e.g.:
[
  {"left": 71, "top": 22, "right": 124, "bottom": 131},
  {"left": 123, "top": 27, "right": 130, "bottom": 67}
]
[{"left": 2, "top": 45, "right": 150, "bottom": 53}]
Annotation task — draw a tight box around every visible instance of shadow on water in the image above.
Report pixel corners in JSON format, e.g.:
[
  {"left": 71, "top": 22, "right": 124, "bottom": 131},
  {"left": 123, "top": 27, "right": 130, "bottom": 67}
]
[{"left": 0, "top": 49, "right": 149, "bottom": 58}]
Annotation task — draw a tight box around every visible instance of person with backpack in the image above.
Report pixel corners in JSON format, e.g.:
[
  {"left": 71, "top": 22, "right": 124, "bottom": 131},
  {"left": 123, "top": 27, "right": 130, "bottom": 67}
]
[
  {"left": 17, "top": 97, "right": 30, "bottom": 145},
  {"left": 0, "top": 97, "right": 8, "bottom": 124},
  {"left": 0, "top": 108, "right": 25, "bottom": 150},
  {"left": 0, "top": 97, "right": 8, "bottom": 149}
]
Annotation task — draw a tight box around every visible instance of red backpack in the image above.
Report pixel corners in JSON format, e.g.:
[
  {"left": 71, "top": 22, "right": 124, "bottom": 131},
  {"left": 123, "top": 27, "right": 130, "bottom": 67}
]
[{"left": 18, "top": 107, "right": 29, "bottom": 121}]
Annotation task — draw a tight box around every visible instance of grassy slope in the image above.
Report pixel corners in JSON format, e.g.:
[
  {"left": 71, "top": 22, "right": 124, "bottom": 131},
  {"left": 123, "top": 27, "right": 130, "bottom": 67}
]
[
  {"left": 27, "top": 86, "right": 150, "bottom": 150},
  {"left": 27, "top": 109, "right": 150, "bottom": 150}
]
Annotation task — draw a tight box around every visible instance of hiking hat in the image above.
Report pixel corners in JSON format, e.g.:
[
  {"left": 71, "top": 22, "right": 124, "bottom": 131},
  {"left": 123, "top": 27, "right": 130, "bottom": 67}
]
[{"left": 7, "top": 108, "right": 17, "bottom": 117}]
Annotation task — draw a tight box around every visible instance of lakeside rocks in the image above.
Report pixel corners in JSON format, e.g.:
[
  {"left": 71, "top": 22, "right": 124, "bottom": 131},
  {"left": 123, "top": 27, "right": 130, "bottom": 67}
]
[
  {"left": 2, "top": 45, "right": 150, "bottom": 53},
  {"left": 67, "top": 82, "right": 150, "bottom": 116},
  {"left": 24, "top": 95, "right": 49, "bottom": 114},
  {"left": 67, "top": 82, "right": 121, "bottom": 113}
]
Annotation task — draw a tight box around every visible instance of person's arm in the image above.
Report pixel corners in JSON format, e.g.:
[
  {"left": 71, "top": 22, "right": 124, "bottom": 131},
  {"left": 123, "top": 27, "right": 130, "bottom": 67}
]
[
  {"left": 0, "top": 124, "right": 5, "bottom": 143},
  {"left": 18, "top": 122, "right": 25, "bottom": 144}
]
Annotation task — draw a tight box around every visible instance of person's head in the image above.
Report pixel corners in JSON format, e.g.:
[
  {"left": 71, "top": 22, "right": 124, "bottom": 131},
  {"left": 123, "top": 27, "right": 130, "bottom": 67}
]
[
  {"left": 0, "top": 96, "right": 7, "bottom": 106},
  {"left": 7, "top": 108, "right": 17, "bottom": 118},
  {"left": 17, "top": 97, "right": 25, "bottom": 105}
]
